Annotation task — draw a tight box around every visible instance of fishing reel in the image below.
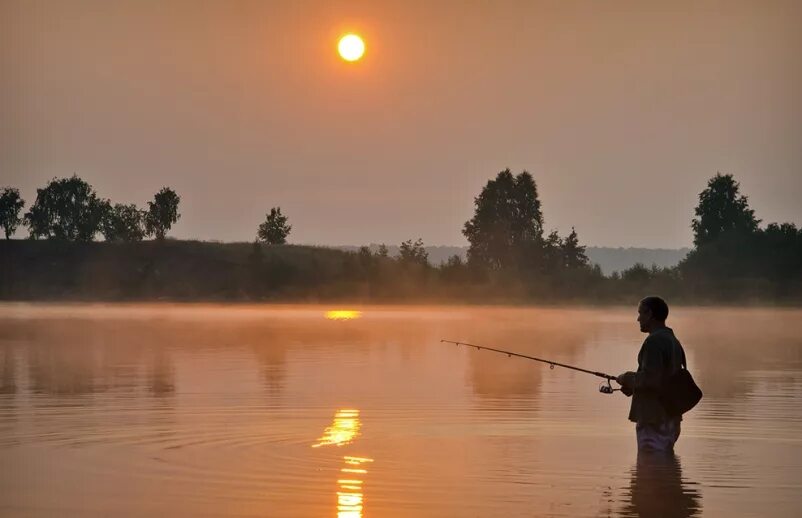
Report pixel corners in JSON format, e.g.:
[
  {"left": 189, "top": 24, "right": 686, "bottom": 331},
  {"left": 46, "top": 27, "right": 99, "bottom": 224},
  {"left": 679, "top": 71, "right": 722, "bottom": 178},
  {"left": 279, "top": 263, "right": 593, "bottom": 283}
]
[{"left": 599, "top": 379, "right": 620, "bottom": 395}]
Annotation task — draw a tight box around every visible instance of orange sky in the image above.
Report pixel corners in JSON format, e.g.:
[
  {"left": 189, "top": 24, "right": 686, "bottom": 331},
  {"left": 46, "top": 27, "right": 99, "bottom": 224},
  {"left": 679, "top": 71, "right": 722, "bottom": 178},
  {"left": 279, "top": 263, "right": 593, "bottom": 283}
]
[{"left": 2, "top": 0, "right": 800, "bottom": 247}]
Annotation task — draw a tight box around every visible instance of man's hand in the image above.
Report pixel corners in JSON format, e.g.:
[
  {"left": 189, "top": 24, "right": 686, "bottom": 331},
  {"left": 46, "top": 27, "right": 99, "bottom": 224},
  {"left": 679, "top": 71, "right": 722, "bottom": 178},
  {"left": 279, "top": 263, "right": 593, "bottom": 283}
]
[
  {"left": 617, "top": 372, "right": 635, "bottom": 397},
  {"left": 616, "top": 372, "right": 635, "bottom": 388}
]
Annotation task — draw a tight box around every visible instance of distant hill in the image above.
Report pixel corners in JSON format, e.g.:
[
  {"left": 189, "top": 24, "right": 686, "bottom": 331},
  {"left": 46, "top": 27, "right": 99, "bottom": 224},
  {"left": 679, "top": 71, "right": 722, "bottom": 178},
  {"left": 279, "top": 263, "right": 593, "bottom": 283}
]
[{"left": 333, "top": 244, "right": 690, "bottom": 275}]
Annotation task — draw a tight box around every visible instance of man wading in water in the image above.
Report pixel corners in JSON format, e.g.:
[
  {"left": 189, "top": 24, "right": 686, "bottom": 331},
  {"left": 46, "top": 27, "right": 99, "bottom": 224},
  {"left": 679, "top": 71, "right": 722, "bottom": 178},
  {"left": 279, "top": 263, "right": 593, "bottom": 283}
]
[{"left": 617, "top": 297, "right": 686, "bottom": 452}]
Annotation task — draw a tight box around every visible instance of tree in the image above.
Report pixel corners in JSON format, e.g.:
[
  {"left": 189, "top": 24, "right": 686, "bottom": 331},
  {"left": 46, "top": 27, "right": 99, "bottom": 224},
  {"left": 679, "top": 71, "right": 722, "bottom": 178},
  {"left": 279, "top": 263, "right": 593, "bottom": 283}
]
[
  {"left": 145, "top": 187, "right": 181, "bottom": 240},
  {"left": 692, "top": 173, "right": 759, "bottom": 247},
  {"left": 754, "top": 223, "right": 802, "bottom": 287},
  {"left": 24, "top": 175, "right": 107, "bottom": 241},
  {"left": 257, "top": 207, "right": 291, "bottom": 244},
  {"left": 463, "top": 169, "right": 544, "bottom": 270},
  {"left": 621, "top": 263, "right": 651, "bottom": 283},
  {"left": 561, "top": 227, "right": 589, "bottom": 270},
  {"left": 541, "top": 230, "right": 563, "bottom": 271},
  {"left": 101, "top": 203, "right": 146, "bottom": 242},
  {"left": 399, "top": 238, "right": 429, "bottom": 267},
  {"left": 0, "top": 187, "right": 24, "bottom": 239}
]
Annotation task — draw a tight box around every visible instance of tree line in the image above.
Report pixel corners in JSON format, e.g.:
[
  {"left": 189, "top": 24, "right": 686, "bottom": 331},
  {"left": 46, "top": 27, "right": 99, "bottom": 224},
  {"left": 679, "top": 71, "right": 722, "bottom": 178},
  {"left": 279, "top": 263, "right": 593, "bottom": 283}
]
[
  {"left": 318, "top": 169, "right": 800, "bottom": 301},
  {"left": 0, "top": 175, "right": 292, "bottom": 245},
  {"left": 2, "top": 170, "right": 800, "bottom": 302},
  {"left": 0, "top": 176, "right": 180, "bottom": 242}
]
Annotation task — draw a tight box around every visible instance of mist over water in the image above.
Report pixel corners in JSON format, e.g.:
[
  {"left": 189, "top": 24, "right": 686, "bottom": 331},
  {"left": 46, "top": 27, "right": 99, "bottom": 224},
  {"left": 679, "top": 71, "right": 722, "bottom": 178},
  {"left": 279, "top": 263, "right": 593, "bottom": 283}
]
[{"left": 1, "top": 304, "right": 800, "bottom": 517}]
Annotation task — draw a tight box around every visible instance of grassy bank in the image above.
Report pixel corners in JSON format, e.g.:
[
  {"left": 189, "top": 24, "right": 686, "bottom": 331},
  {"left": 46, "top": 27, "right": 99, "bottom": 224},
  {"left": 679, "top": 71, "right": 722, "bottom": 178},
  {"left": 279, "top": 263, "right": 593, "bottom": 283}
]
[{"left": 0, "top": 240, "right": 363, "bottom": 301}]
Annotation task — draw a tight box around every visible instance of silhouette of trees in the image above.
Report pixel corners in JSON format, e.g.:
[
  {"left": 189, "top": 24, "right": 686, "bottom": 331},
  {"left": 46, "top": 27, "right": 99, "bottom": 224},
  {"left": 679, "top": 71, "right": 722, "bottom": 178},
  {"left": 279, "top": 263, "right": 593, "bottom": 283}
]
[
  {"left": 539, "top": 230, "right": 563, "bottom": 272},
  {"left": 759, "top": 223, "right": 802, "bottom": 294},
  {"left": 439, "top": 254, "right": 473, "bottom": 285},
  {"left": 101, "top": 203, "right": 146, "bottom": 242},
  {"left": 560, "top": 228, "right": 589, "bottom": 270},
  {"left": 24, "top": 175, "right": 108, "bottom": 241},
  {"left": 13, "top": 179, "right": 180, "bottom": 243},
  {"left": 257, "top": 207, "right": 291, "bottom": 244},
  {"left": 692, "top": 173, "right": 759, "bottom": 247},
  {"left": 5, "top": 168, "right": 799, "bottom": 303},
  {"left": 463, "top": 169, "right": 544, "bottom": 270},
  {"left": 145, "top": 187, "right": 181, "bottom": 240},
  {"left": 537, "top": 228, "right": 589, "bottom": 272},
  {"left": 399, "top": 238, "right": 429, "bottom": 267},
  {"left": 680, "top": 172, "right": 801, "bottom": 299},
  {"left": 459, "top": 169, "right": 605, "bottom": 299},
  {"left": 0, "top": 187, "right": 24, "bottom": 239}
]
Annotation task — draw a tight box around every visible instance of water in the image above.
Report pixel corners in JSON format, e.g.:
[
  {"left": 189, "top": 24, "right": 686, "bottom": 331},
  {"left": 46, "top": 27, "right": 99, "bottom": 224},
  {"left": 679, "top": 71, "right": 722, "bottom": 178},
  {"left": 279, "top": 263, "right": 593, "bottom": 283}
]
[{"left": 1, "top": 303, "right": 801, "bottom": 517}]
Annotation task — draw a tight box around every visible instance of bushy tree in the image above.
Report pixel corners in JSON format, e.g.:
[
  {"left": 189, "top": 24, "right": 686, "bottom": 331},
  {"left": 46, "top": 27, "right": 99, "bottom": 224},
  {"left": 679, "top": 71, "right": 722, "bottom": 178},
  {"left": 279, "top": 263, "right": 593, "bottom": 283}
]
[
  {"left": 753, "top": 223, "right": 802, "bottom": 288},
  {"left": 24, "top": 175, "right": 107, "bottom": 241},
  {"left": 463, "top": 169, "right": 544, "bottom": 270},
  {"left": 145, "top": 187, "right": 181, "bottom": 240},
  {"left": 540, "top": 230, "right": 563, "bottom": 272},
  {"left": 561, "top": 227, "right": 589, "bottom": 270},
  {"left": 399, "top": 238, "right": 429, "bottom": 267},
  {"left": 692, "top": 173, "right": 759, "bottom": 247},
  {"left": 101, "top": 203, "right": 146, "bottom": 242},
  {"left": 0, "top": 187, "right": 24, "bottom": 239},
  {"left": 621, "top": 262, "right": 651, "bottom": 283},
  {"left": 683, "top": 173, "right": 762, "bottom": 286},
  {"left": 257, "top": 207, "right": 291, "bottom": 244}
]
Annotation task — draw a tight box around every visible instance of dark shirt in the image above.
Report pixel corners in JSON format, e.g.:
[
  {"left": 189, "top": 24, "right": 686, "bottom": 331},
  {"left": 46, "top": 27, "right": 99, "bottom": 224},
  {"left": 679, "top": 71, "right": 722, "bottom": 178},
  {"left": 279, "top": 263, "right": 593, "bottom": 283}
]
[{"left": 625, "top": 326, "right": 686, "bottom": 424}]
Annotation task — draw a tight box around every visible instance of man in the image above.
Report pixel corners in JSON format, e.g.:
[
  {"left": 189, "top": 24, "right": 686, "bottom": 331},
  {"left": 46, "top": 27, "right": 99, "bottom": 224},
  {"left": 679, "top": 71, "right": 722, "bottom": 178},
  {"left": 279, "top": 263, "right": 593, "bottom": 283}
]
[{"left": 617, "top": 296, "right": 686, "bottom": 452}]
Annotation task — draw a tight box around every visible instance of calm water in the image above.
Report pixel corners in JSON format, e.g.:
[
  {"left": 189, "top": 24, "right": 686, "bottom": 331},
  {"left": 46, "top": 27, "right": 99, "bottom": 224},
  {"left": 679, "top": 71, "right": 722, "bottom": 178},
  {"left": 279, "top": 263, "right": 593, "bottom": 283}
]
[{"left": 1, "top": 303, "right": 801, "bottom": 517}]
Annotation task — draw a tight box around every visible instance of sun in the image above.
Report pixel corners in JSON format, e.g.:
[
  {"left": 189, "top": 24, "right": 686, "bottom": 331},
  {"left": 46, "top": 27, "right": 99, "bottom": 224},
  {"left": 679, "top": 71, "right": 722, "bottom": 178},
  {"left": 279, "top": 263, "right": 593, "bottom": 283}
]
[{"left": 338, "top": 34, "right": 365, "bottom": 62}]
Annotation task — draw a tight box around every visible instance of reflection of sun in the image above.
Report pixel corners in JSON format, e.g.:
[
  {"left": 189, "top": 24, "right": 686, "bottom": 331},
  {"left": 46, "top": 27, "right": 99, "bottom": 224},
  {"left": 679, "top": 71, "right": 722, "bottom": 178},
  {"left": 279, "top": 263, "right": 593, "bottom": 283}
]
[
  {"left": 312, "top": 410, "right": 375, "bottom": 518},
  {"left": 325, "top": 310, "right": 362, "bottom": 321},
  {"left": 337, "top": 456, "right": 374, "bottom": 518},
  {"left": 312, "top": 409, "right": 361, "bottom": 447},
  {"left": 338, "top": 34, "right": 365, "bottom": 62}
]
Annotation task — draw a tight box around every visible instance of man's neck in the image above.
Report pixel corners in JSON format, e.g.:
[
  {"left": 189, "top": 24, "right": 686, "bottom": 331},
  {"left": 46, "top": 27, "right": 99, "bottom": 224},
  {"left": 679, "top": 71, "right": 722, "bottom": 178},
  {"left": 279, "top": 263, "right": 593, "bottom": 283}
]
[{"left": 647, "top": 323, "right": 668, "bottom": 334}]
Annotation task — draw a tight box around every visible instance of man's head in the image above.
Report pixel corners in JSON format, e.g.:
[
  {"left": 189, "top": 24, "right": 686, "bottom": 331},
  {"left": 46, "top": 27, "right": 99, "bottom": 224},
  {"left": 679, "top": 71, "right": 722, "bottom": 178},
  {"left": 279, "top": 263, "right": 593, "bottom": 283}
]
[{"left": 637, "top": 296, "right": 669, "bottom": 333}]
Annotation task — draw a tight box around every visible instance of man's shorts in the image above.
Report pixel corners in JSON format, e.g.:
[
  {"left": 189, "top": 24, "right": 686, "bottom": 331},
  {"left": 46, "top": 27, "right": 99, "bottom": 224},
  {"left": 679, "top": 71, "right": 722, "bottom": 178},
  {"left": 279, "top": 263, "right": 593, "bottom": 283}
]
[{"left": 636, "top": 418, "right": 681, "bottom": 452}]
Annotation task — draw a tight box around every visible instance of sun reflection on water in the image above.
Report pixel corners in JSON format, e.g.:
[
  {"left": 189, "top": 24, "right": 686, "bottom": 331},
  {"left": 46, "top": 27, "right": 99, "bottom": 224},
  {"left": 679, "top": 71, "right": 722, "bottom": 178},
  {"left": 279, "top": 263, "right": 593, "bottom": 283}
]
[
  {"left": 313, "top": 410, "right": 374, "bottom": 518},
  {"left": 312, "top": 409, "right": 361, "bottom": 448},
  {"left": 325, "top": 310, "right": 363, "bottom": 321},
  {"left": 337, "top": 456, "right": 374, "bottom": 518}
]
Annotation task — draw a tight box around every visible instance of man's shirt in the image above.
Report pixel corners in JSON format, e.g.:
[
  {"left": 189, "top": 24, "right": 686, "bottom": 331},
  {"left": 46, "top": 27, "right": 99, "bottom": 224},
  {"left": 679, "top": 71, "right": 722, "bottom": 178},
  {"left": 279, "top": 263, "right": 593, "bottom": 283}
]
[{"left": 625, "top": 326, "right": 686, "bottom": 424}]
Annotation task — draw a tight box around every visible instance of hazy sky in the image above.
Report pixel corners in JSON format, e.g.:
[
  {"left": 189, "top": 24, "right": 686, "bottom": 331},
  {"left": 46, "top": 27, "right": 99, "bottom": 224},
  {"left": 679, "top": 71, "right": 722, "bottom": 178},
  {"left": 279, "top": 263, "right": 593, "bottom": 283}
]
[{"left": 2, "top": 0, "right": 800, "bottom": 247}]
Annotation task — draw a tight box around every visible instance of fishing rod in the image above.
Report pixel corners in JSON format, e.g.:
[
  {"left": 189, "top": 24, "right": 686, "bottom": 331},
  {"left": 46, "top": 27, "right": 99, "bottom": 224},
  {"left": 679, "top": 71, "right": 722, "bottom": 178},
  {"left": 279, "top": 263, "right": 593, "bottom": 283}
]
[{"left": 440, "top": 339, "right": 621, "bottom": 394}]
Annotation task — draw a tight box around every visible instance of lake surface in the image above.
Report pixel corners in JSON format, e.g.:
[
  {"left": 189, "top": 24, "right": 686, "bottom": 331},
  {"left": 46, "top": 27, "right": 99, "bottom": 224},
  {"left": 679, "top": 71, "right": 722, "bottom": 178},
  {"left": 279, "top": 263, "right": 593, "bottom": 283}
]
[{"left": 1, "top": 303, "right": 801, "bottom": 517}]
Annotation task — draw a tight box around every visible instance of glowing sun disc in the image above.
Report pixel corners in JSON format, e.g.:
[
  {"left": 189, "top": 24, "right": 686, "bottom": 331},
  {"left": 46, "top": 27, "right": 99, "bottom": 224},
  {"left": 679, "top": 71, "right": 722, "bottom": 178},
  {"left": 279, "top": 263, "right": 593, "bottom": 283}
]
[{"left": 338, "top": 34, "right": 365, "bottom": 62}]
